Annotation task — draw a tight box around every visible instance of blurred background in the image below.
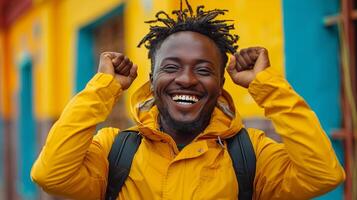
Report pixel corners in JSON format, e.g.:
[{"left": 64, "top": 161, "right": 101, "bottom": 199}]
[{"left": 0, "top": 0, "right": 356, "bottom": 199}]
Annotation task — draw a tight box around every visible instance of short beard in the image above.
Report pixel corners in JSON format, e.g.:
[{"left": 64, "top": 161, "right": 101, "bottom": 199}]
[{"left": 158, "top": 104, "right": 215, "bottom": 136}]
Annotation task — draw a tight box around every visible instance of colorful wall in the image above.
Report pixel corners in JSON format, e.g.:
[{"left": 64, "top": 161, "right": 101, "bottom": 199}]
[
  {"left": 283, "top": 0, "right": 344, "bottom": 198},
  {"left": 0, "top": 29, "right": 5, "bottom": 200},
  {"left": 0, "top": 0, "right": 345, "bottom": 199}
]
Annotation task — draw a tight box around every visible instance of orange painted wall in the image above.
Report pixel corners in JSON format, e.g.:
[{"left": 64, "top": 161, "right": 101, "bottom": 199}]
[{"left": 0, "top": 30, "right": 16, "bottom": 119}]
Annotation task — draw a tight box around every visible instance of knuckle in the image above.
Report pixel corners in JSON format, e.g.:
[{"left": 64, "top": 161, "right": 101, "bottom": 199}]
[
  {"left": 117, "top": 53, "right": 125, "bottom": 58},
  {"left": 100, "top": 52, "right": 109, "bottom": 57}
]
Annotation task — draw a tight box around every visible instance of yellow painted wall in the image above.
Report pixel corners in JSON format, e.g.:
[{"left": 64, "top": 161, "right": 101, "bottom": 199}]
[
  {"left": 228, "top": 0, "right": 284, "bottom": 117},
  {"left": 7, "top": 2, "right": 52, "bottom": 120}
]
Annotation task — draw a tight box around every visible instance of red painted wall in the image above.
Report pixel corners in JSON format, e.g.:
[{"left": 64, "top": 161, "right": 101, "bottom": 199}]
[{"left": 0, "top": 0, "right": 31, "bottom": 28}]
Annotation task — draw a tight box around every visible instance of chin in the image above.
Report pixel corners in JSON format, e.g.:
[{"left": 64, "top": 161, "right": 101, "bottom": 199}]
[
  {"left": 170, "top": 119, "right": 204, "bottom": 135},
  {"left": 163, "top": 111, "right": 212, "bottom": 135},
  {"left": 171, "top": 115, "right": 200, "bottom": 125}
]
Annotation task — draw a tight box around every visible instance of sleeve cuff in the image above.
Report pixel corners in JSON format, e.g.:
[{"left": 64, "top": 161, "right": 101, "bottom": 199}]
[
  {"left": 87, "top": 73, "right": 122, "bottom": 98},
  {"left": 248, "top": 67, "right": 288, "bottom": 106}
]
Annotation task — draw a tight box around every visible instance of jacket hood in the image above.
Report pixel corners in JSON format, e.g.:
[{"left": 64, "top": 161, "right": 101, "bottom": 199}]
[{"left": 130, "top": 81, "right": 243, "bottom": 141}]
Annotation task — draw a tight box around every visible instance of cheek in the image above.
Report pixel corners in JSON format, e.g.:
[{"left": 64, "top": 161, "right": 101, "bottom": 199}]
[
  {"left": 203, "top": 78, "right": 222, "bottom": 93},
  {"left": 152, "top": 74, "right": 171, "bottom": 96}
]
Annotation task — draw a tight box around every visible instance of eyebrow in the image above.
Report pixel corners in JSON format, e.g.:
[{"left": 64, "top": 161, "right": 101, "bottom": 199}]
[{"left": 162, "top": 57, "right": 214, "bottom": 65}]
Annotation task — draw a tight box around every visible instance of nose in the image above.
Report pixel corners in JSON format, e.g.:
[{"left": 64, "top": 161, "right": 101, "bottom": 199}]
[{"left": 174, "top": 67, "right": 198, "bottom": 88}]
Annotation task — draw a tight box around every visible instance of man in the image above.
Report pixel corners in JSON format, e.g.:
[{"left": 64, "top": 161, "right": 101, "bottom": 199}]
[{"left": 31, "top": 1, "right": 345, "bottom": 199}]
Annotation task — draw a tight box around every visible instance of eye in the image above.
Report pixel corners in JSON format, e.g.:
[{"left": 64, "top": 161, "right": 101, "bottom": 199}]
[
  {"left": 196, "top": 67, "right": 212, "bottom": 76},
  {"left": 162, "top": 64, "right": 179, "bottom": 73}
]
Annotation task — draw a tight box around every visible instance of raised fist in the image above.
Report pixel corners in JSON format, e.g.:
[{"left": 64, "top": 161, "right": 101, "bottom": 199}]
[
  {"left": 226, "top": 47, "right": 270, "bottom": 88},
  {"left": 98, "top": 52, "right": 138, "bottom": 90}
]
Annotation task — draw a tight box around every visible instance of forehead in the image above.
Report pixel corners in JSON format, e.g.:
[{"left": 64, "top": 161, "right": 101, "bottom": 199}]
[{"left": 155, "top": 31, "right": 222, "bottom": 64}]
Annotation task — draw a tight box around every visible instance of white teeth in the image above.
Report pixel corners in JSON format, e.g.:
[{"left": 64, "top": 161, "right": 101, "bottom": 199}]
[
  {"left": 172, "top": 95, "right": 199, "bottom": 103},
  {"left": 178, "top": 102, "right": 191, "bottom": 105}
]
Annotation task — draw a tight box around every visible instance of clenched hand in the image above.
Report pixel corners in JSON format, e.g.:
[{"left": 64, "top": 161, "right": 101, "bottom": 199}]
[
  {"left": 227, "top": 47, "right": 270, "bottom": 88},
  {"left": 98, "top": 52, "right": 138, "bottom": 90}
]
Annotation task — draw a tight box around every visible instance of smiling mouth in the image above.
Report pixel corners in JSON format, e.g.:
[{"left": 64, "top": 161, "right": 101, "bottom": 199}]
[{"left": 172, "top": 94, "right": 200, "bottom": 105}]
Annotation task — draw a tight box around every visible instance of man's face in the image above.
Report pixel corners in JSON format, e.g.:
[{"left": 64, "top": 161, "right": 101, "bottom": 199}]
[{"left": 151, "top": 31, "right": 224, "bottom": 133}]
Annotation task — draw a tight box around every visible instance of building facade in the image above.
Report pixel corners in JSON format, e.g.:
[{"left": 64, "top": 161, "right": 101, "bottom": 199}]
[{"left": 1, "top": 0, "right": 354, "bottom": 199}]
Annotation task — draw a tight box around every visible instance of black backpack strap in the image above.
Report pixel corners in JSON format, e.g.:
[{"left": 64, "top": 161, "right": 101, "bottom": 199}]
[
  {"left": 105, "top": 130, "right": 142, "bottom": 200},
  {"left": 227, "top": 128, "right": 256, "bottom": 200}
]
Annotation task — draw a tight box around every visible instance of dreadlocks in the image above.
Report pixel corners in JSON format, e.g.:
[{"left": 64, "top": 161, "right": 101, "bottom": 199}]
[{"left": 138, "top": 0, "right": 239, "bottom": 72}]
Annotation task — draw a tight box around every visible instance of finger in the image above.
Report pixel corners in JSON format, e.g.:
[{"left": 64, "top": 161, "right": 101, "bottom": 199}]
[
  {"left": 112, "top": 54, "right": 125, "bottom": 67},
  {"left": 240, "top": 49, "right": 254, "bottom": 66},
  {"left": 253, "top": 47, "right": 270, "bottom": 71},
  {"left": 120, "top": 61, "right": 133, "bottom": 76},
  {"left": 115, "top": 57, "right": 130, "bottom": 73},
  {"left": 226, "top": 55, "right": 238, "bottom": 75},
  {"left": 248, "top": 48, "right": 259, "bottom": 63},
  {"left": 99, "top": 52, "right": 115, "bottom": 69},
  {"left": 234, "top": 53, "right": 244, "bottom": 72},
  {"left": 251, "top": 47, "right": 266, "bottom": 59},
  {"left": 128, "top": 64, "right": 138, "bottom": 80},
  {"left": 250, "top": 47, "right": 260, "bottom": 57},
  {"left": 101, "top": 52, "right": 114, "bottom": 59},
  {"left": 236, "top": 53, "right": 250, "bottom": 70},
  {"left": 257, "top": 47, "right": 268, "bottom": 56}
]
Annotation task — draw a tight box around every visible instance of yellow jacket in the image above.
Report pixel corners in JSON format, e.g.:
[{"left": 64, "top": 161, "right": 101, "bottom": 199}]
[{"left": 31, "top": 68, "right": 345, "bottom": 200}]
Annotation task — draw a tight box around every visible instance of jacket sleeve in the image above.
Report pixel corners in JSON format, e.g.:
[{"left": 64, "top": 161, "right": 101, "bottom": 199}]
[
  {"left": 31, "top": 73, "right": 121, "bottom": 199},
  {"left": 247, "top": 68, "right": 345, "bottom": 200}
]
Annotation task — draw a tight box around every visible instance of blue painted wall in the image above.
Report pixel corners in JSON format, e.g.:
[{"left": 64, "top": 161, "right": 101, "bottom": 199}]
[
  {"left": 75, "top": 29, "right": 95, "bottom": 92},
  {"left": 282, "top": 0, "right": 344, "bottom": 199},
  {"left": 75, "top": 4, "right": 125, "bottom": 92},
  {"left": 18, "top": 55, "right": 37, "bottom": 200}
]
